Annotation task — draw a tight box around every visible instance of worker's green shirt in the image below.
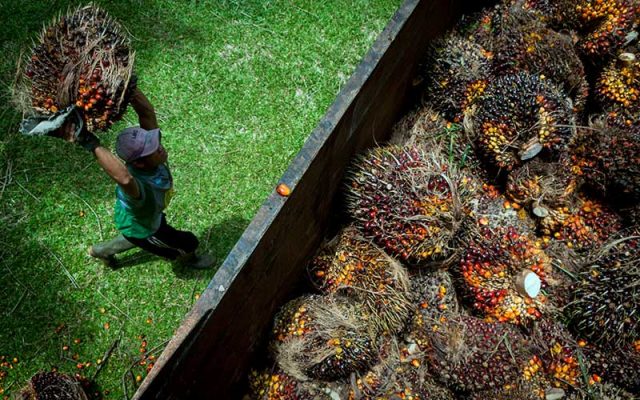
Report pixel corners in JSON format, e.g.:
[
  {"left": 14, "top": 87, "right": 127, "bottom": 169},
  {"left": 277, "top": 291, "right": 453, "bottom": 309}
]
[{"left": 114, "top": 164, "right": 174, "bottom": 238}]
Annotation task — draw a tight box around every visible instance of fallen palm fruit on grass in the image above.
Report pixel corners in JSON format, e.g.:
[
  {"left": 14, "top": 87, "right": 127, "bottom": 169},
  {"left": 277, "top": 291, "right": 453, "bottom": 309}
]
[
  {"left": 20, "top": 371, "right": 88, "bottom": 400},
  {"left": 345, "top": 144, "right": 476, "bottom": 267},
  {"left": 271, "top": 295, "right": 378, "bottom": 382},
  {"left": 17, "top": 4, "right": 135, "bottom": 133},
  {"left": 308, "top": 226, "right": 411, "bottom": 335},
  {"left": 466, "top": 72, "right": 575, "bottom": 171}
]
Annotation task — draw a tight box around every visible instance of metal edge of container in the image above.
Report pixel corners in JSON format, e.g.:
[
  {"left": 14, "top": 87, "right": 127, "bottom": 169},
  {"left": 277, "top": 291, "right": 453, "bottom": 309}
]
[{"left": 133, "top": 0, "right": 463, "bottom": 398}]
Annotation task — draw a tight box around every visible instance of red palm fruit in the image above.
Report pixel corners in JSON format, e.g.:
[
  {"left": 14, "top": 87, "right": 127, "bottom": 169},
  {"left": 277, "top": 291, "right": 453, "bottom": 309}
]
[
  {"left": 582, "top": 341, "right": 640, "bottom": 394},
  {"left": 247, "top": 368, "right": 319, "bottom": 400}
]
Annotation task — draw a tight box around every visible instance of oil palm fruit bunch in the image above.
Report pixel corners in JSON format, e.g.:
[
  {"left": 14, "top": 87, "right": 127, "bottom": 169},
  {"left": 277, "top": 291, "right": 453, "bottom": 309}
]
[
  {"left": 20, "top": 371, "right": 88, "bottom": 400},
  {"left": 345, "top": 144, "right": 476, "bottom": 267},
  {"left": 582, "top": 342, "right": 640, "bottom": 393},
  {"left": 529, "top": 318, "right": 586, "bottom": 389},
  {"left": 506, "top": 157, "right": 578, "bottom": 222},
  {"left": 565, "top": 236, "right": 640, "bottom": 349},
  {"left": 271, "top": 295, "right": 378, "bottom": 382},
  {"left": 567, "top": 383, "right": 637, "bottom": 400},
  {"left": 456, "top": 220, "right": 551, "bottom": 325},
  {"left": 491, "top": 11, "right": 589, "bottom": 115},
  {"left": 466, "top": 183, "right": 536, "bottom": 234},
  {"left": 466, "top": 380, "right": 547, "bottom": 400},
  {"left": 247, "top": 368, "right": 334, "bottom": 400},
  {"left": 308, "top": 227, "right": 411, "bottom": 335},
  {"left": 423, "top": 315, "right": 531, "bottom": 392},
  {"left": 573, "top": 0, "right": 640, "bottom": 59},
  {"left": 467, "top": 72, "right": 575, "bottom": 171},
  {"left": 423, "top": 35, "right": 493, "bottom": 123},
  {"left": 595, "top": 52, "right": 640, "bottom": 128},
  {"left": 571, "top": 124, "right": 640, "bottom": 206},
  {"left": 537, "top": 195, "right": 623, "bottom": 252},
  {"left": 20, "top": 5, "right": 135, "bottom": 132}
]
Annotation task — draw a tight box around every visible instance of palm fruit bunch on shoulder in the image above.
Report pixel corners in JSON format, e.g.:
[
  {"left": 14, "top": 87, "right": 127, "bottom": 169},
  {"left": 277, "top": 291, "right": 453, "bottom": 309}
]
[
  {"left": 506, "top": 156, "right": 578, "bottom": 225},
  {"left": 271, "top": 295, "right": 378, "bottom": 382},
  {"left": 581, "top": 341, "right": 640, "bottom": 394},
  {"left": 345, "top": 144, "right": 477, "bottom": 267},
  {"left": 572, "top": 0, "right": 640, "bottom": 59},
  {"left": 421, "top": 315, "right": 532, "bottom": 393},
  {"left": 490, "top": 9, "right": 589, "bottom": 115},
  {"left": 595, "top": 51, "right": 640, "bottom": 128},
  {"left": 537, "top": 194, "right": 623, "bottom": 252},
  {"left": 422, "top": 34, "right": 493, "bottom": 123},
  {"left": 19, "top": 371, "right": 88, "bottom": 400},
  {"left": 21, "top": 5, "right": 135, "bottom": 133},
  {"left": 528, "top": 318, "right": 587, "bottom": 390},
  {"left": 466, "top": 72, "right": 576, "bottom": 171},
  {"left": 567, "top": 383, "right": 637, "bottom": 400},
  {"left": 455, "top": 208, "right": 551, "bottom": 325},
  {"left": 308, "top": 227, "right": 411, "bottom": 335},
  {"left": 247, "top": 368, "right": 333, "bottom": 400},
  {"left": 565, "top": 236, "right": 640, "bottom": 350},
  {"left": 571, "top": 124, "right": 640, "bottom": 210}
]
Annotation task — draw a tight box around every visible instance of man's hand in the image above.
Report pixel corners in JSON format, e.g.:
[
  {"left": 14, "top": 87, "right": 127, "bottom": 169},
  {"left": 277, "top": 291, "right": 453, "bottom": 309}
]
[{"left": 77, "top": 130, "right": 101, "bottom": 153}]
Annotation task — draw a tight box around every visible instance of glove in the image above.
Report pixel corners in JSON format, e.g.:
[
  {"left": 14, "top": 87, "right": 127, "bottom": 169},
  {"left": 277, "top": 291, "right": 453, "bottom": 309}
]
[{"left": 77, "top": 129, "right": 101, "bottom": 153}]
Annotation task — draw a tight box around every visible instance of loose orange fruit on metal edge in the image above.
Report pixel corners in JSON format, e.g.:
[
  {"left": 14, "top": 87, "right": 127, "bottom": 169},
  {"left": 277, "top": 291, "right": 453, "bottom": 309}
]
[{"left": 276, "top": 183, "right": 291, "bottom": 197}]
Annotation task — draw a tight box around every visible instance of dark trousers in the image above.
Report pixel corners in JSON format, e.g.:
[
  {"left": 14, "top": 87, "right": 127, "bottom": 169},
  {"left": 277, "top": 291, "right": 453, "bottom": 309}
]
[{"left": 124, "top": 214, "right": 198, "bottom": 260}]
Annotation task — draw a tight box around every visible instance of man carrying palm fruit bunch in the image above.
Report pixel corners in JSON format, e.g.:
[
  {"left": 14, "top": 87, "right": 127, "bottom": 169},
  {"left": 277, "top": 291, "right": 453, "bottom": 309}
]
[{"left": 64, "top": 89, "right": 214, "bottom": 269}]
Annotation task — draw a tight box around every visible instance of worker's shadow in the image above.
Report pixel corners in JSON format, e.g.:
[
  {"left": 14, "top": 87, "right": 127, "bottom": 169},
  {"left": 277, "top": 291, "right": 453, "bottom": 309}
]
[{"left": 109, "top": 216, "right": 249, "bottom": 280}]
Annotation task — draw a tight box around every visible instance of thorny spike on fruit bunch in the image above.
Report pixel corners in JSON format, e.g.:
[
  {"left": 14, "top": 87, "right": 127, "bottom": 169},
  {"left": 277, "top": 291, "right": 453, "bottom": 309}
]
[
  {"left": 595, "top": 51, "right": 640, "bottom": 128},
  {"left": 565, "top": 235, "right": 640, "bottom": 349},
  {"left": 247, "top": 368, "right": 327, "bottom": 400},
  {"left": 467, "top": 72, "right": 576, "bottom": 171},
  {"left": 308, "top": 226, "right": 412, "bottom": 335},
  {"left": 20, "top": 371, "right": 88, "bottom": 400},
  {"left": 20, "top": 5, "right": 136, "bottom": 133},
  {"left": 538, "top": 194, "right": 623, "bottom": 252},
  {"left": 271, "top": 295, "right": 378, "bottom": 382},
  {"left": 528, "top": 318, "right": 587, "bottom": 389},
  {"left": 422, "top": 34, "right": 493, "bottom": 123},
  {"left": 506, "top": 156, "right": 578, "bottom": 221},
  {"left": 567, "top": 383, "right": 637, "bottom": 400},
  {"left": 581, "top": 341, "right": 640, "bottom": 393},
  {"left": 572, "top": 0, "right": 640, "bottom": 59},
  {"left": 421, "top": 315, "right": 532, "bottom": 392},
  {"left": 389, "top": 106, "right": 484, "bottom": 179},
  {"left": 345, "top": 144, "right": 477, "bottom": 267},
  {"left": 490, "top": 8, "right": 589, "bottom": 115},
  {"left": 455, "top": 212, "right": 550, "bottom": 325},
  {"left": 338, "top": 338, "right": 457, "bottom": 400},
  {"left": 571, "top": 123, "right": 640, "bottom": 206}
]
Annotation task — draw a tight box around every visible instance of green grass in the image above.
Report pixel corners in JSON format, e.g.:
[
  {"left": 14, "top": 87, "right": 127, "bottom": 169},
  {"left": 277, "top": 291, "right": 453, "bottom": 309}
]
[{"left": 0, "top": 0, "right": 402, "bottom": 398}]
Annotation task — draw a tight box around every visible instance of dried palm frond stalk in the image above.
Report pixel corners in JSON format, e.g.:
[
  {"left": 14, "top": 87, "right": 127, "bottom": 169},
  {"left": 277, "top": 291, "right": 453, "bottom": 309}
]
[
  {"left": 565, "top": 235, "right": 640, "bottom": 349},
  {"left": 490, "top": 9, "right": 588, "bottom": 115},
  {"left": 537, "top": 195, "right": 623, "bottom": 252},
  {"left": 582, "top": 341, "right": 640, "bottom": 394},
  {"left": 422, "top": 315, "right": 532, "bottom": 392},
  {"left": 345, "top": 144, "right": 476, "bottom": 267},
  {"left": 529, "top": 318, "right": 586, "bottom": 389},
  {"left": 17, "top": 4, "right": 135, "bottom": 132},
  {"left": 455, "top": 202, "right": 550, "bottom": 324},
  {"left": 20, "top": 371, "right": 88, "bottom": 400},
  {"left": 595, "top": 51, "right": 640, "bottom": 128},
  {"left": 422, "top": 35, "right": 493, "bottom": 123},
  {"left": 309, "top": 227, "right": 411, "bottom": 335},
  {"left": 572, "top": 123, "right": 640, "bottom": 210},
  {"left": 247, "top": 367, "right": 336, "bottom": 400},
  {"left": 506, "top": 156, "right": 578, "bottom": 221},
  {"left": 466, "top": 72, "right": 576, "bottom": 171},
  {"left": 271, "top": 295, "right": 378, "bottom": 382}
]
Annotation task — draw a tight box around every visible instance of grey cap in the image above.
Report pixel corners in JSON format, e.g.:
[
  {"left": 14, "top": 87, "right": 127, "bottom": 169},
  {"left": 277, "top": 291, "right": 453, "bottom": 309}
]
[{"left": 115, "top": 127, "right": 160, "bottom": 162}]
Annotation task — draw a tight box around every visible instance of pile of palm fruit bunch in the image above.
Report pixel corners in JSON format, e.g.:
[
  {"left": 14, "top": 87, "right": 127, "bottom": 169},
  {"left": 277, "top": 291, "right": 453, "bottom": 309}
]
[
  {"left": 16, "top": 4, "right": 135, "bottom": 134},
  {"left": 246, "top": 0, "right": 640, "bottom": 398}
]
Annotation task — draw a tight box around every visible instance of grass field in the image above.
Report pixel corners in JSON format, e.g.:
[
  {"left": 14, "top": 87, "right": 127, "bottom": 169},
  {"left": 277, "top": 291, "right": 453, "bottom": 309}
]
[{"left": 0, "top": 0, "right": 402, "bottom": 397}]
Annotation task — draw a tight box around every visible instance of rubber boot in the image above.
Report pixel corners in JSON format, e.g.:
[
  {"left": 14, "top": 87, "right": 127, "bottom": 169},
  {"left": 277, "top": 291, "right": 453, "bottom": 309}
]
[
  {"left": 88, "top": 234, "right": 135, "bottom": 267},
  {"left": 176, "top": 252, "right": 216, "bottom": 269}
]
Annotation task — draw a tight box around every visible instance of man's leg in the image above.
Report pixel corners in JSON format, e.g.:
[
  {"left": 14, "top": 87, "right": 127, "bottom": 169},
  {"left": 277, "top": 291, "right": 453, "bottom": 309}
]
[
  {"left": 89, "top": 234, "right": 136, "bottom": 266},
  {"left": 124, "top": 215, "right": 214, "bottom": 269}
]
